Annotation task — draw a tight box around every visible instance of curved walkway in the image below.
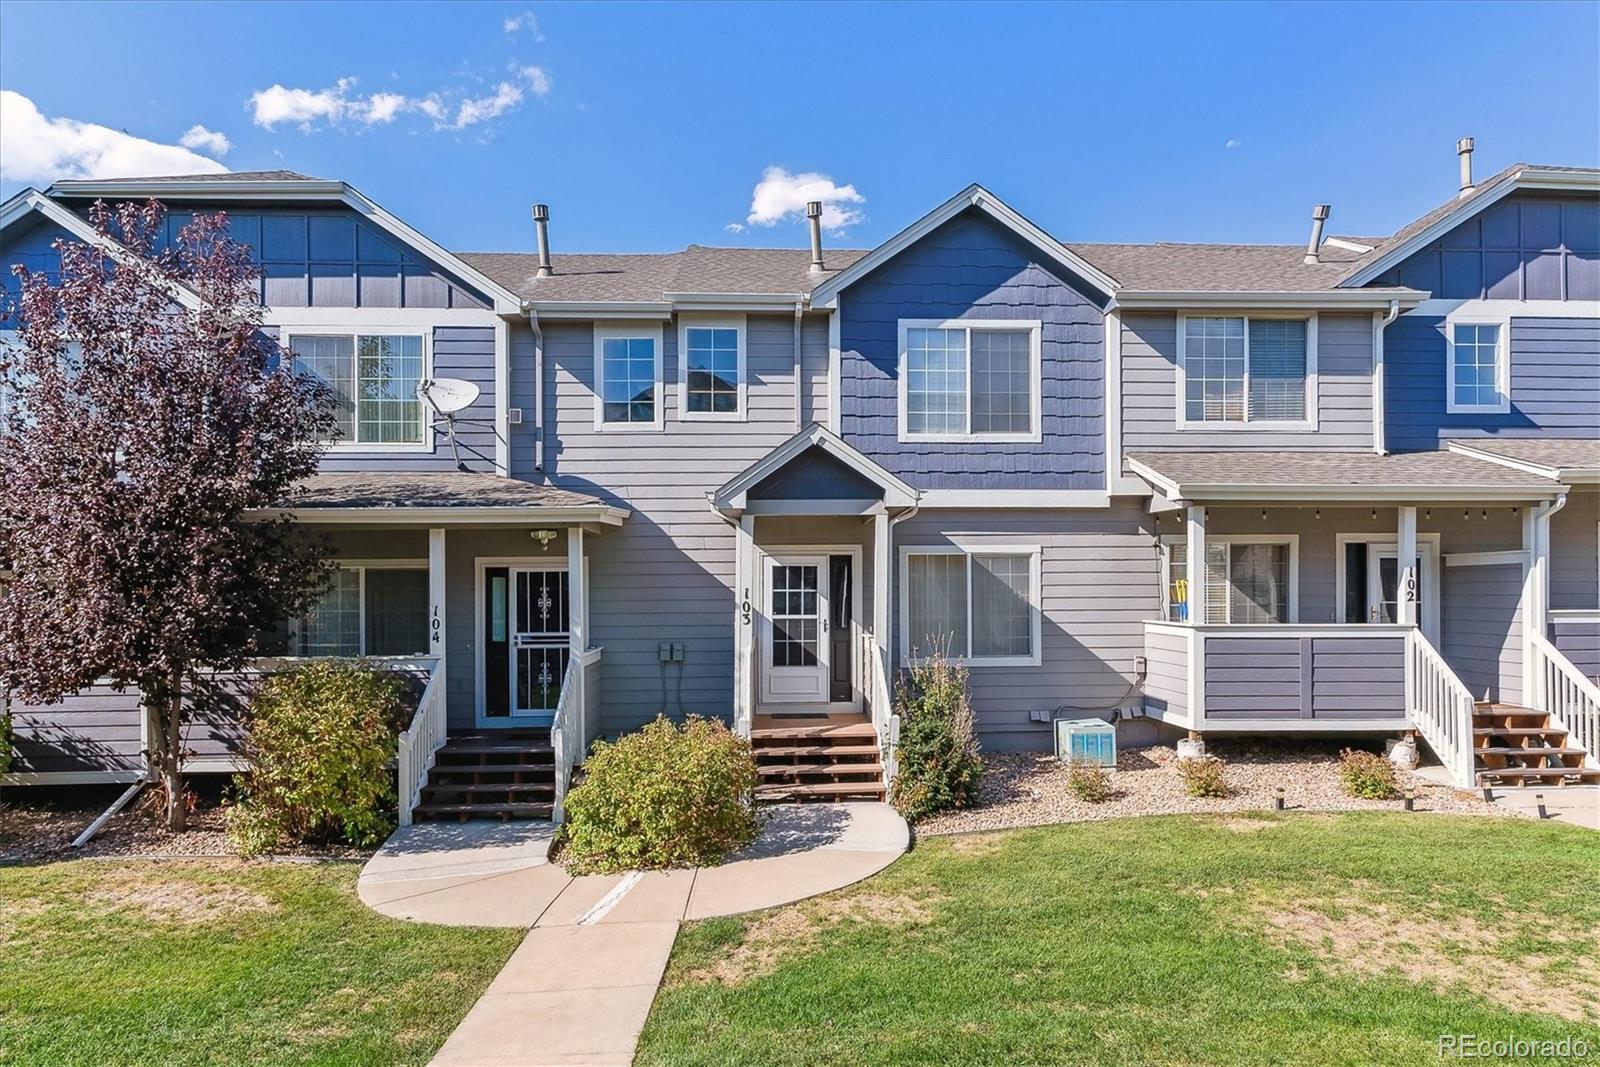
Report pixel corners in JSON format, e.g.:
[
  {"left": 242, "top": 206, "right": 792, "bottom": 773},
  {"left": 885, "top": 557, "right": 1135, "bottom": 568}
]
[{"left": 357, "top": 803, "right": 909, "bottom": 1067}]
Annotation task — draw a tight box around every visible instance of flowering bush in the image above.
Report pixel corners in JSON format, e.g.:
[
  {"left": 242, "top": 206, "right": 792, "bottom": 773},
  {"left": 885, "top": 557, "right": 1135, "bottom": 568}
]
[
  {"left": 1338, "top": 747, "right": 1400, "bottom": 800},
  {"left": 891, "top": 653, "right": 983, "bottom": 819}
]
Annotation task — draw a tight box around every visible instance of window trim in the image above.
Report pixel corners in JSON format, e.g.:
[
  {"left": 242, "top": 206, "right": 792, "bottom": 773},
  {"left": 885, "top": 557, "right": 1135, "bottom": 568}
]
[
  {"left": 288, "top": 560, "right": 429, "bottom": 657},
  {"left": 285, "top": 329, "right": 433, "bottom": 453},
  {"left": 677, "top": 314, "right": 748, "bottom": 422},
  {"left": 1173, "top": 312, "right": 1319, "bottom": 431},
  {"left": 1159, "top": 534, "right": 1300, "bottom": 624},
  {"left": 898, "top": 543, "right": 1043, "bottom": 667},
  {"left": 593, "top": 321, "right": 665, "bottom": 432},
  {"left": 1443, "top": 312, "right": 1512, "bottom": 415},
  {"left": 896, "top": 318, "right": 1043, "bottom": 444}
]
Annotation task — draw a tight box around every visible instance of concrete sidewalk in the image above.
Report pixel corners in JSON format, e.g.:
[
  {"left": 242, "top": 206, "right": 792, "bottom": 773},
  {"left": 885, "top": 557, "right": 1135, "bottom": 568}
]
[{"left": 358, "top": 803, "right": 910, "bottom": 1067}]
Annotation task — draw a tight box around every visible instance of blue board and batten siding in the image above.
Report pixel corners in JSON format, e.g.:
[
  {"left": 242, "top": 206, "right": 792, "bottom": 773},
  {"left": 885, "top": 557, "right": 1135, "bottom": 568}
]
[{"left": 837, "top": 209, "right": 1106, "bottom": 490}]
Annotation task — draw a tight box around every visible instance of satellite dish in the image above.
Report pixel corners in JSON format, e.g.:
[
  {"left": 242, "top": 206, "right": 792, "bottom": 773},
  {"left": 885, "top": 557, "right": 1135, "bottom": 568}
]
[{"left": 418, "top": 377, "right": 481, "bottom": 415}]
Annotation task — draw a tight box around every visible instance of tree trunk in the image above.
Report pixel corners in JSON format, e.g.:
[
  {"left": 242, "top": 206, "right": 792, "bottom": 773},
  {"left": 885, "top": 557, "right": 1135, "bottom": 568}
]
[{"left": 150, "top": 681, "right": 187, "bottom": 832}]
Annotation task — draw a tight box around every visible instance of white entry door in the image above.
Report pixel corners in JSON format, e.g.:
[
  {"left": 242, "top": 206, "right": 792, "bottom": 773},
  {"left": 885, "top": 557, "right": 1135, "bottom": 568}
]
[
  {"left": 1366, "top": 543, "right": 1440, "bottom": 643},
  {"left": 759, "top": 555, "right": 830, "bottom": 704}
]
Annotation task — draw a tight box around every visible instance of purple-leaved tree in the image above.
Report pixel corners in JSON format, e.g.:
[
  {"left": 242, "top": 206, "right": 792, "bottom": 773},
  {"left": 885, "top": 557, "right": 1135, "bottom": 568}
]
[{"left": 0, "top": 200, "right": 336, "bottom": 829}]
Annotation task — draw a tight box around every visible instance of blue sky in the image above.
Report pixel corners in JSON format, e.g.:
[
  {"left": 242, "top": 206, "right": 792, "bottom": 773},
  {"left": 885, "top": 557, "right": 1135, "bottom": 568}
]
[{"left": 2, "top": 1, "right": 1596, "bottom": 255}]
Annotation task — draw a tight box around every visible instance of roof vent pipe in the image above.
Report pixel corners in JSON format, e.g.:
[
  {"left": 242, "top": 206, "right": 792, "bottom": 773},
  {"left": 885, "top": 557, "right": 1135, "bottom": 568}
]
[
  {"left": 806, "top": 200, "right": 825, "bottom": 274},
  {"left": 532, "top": 203, "right": 552, "bottom": 278},
  {"left": 1457, "top": 138, "right": 1476, "bottom": 199},
  {"left": 1303, "top": 204, "right": 1331, "bottom": 265}
]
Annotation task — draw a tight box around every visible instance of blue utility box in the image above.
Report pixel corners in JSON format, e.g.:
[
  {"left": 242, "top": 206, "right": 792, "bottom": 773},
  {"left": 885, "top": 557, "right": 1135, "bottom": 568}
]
[{"left": 1055, "top": 718, "right": 1117, "bottom": 767}]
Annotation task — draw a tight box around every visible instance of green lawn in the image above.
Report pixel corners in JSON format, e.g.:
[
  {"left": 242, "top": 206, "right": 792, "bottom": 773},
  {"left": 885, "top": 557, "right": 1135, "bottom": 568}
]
[
  {"left": 640, "top": 813, "right": 1600, "bottom": 1066},
  {"left": 0, "top": 859, "right": 522, "bottom": 1067}
]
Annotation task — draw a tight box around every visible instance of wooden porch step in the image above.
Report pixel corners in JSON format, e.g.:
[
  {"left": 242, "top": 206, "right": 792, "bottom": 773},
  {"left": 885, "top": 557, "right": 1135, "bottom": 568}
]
[
  {"left": 437, "top": 742, "right": 555, "bottom": 757},
  {"left": 1472, "top": 727, "right": 1567, "bottom": 738},
  {"left": 423, "top": 781, "right": 555, "bottom": 796},
  {"left": 755, "top": 780, "right": 887, "bottom": 801},
  {"left": 754, "top": 743, "right": 880, "bottom": 759},
  {"left": 757, "top": 762, "right": 884, "bottom": 778},
  {"left": 1473, "top": 746, "right": 1588, "bottom": 759},
  {"left": 750, "top": 723, "right": 877, "bottom": 741},
  {"left": 430, "top": 761, "right": 557, "bottom": 776},
  {"left": 1475, "top": 767, "right": 1600, "bottom": 786},
  {"left": 413, "top": 802, "right": 554, "bottom": 821}
]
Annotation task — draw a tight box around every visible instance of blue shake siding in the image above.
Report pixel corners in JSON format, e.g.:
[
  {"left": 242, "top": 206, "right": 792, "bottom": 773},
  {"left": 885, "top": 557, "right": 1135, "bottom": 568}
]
[{"left": 837, "top": 210, "right": 1106, "bottom": 491}]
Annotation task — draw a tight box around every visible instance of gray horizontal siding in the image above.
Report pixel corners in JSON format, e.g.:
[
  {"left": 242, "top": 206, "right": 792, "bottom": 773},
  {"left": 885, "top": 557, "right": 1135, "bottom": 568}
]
[
  {"left": 1142, "top": 628, "right": 1189, "bottom": 718},
  {"left": 7, "top": 684, "right": 145, "bottom": 775},
  {"left": 1551, "top": 617, "right": 1600, "bottom": 683},
  {"left": 519, "top": 314, "right": 831, "bottom": 735},
  {"left": 1202, "top": 634, "right": 1404, "bottom": 721},
  {"left": 1384, "top": 315, "right": 1600, "bottom": 450},
  {"left": 894, "top": 505, "right": 1160, "bottom": 751},
  {"left": 838, "top": 208, "right": 1107, "bottom": 490},
  {"left": 1442, "top": 562, "right": 1524, "bottom": 705},
  {"left": 1120, "top": 311, "right": 1375, "bottom": 453},
  {"left": 1552, "top": 488, "right": 1599, "bottom": 612}
]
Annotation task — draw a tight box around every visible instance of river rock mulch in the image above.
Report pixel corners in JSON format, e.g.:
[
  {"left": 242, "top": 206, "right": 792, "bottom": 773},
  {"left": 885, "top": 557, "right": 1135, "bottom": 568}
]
[{"left": 916, "top": 738, "right": 1510, "bottom": 836}]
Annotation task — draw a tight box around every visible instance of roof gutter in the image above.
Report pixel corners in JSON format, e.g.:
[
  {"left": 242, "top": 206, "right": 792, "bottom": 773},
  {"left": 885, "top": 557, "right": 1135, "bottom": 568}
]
[
  {"left": 1112, "top": 289, "right": 1430, "bottom": 310},
  {"left": 251, "top": 504, "right": 632, "bottom": 525}
]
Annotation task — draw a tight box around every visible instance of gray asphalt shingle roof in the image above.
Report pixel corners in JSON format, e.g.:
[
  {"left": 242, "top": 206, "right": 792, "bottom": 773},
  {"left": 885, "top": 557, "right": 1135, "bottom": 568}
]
[
  {"left": 288, "top": 473, "right": 609, "bottom": 510},
  {"left": 52, "top": 170, "right": 322, "bottom": 187},
  {"left": 1449, "top": 438, "right": 1600, "bottom": 472},
  {"left": 1129, "top": 450, "right": 1562, "bottom": 493},
  {"left": 458, "top": 245, "right": 871, "bottom": 302},
  {"left": 1063, "top": 241, "right": 1379, "bottom": 292}
]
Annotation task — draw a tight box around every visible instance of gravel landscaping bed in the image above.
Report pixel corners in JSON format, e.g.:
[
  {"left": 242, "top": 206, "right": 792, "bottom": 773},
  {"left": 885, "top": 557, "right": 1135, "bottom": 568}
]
[
  {"left": 917, "top": 738, "right": 1509, "bottom": 836},
  {"left": 0, "top": 785, "right": 369, "bottom": 863}
]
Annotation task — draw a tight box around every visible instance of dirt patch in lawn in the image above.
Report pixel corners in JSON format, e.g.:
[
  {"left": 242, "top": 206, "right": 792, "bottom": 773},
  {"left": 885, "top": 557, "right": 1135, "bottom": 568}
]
[
  {"left": 943, "top": 831, "right": 1010, "bottom": 856},
  {"left": 1243, "top": 886, "right": 1600, "bottom": 1023},
  {"left": 88, "top": 869, "right": 279, "bottom": 926},
  {"left": 677, "top": 890, "right": 942, "bottom": 988}
]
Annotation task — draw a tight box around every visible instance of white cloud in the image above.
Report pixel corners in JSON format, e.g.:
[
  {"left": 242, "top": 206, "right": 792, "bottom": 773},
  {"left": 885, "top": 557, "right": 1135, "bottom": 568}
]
[
  {"left": 518, "top": 65, "right": 552, "bottom": 97},
  {"left": 1225, "top": 138, "right": 1242, "bottom": 149},
  {"left": 746, "top": 166, "right": 865, "bottom": 233},
  {"left": 178, "top": 124, "right": 231, "bottom": 156},
  {"left": 504, "top": 12, "right": 543, "bottom": 38},
  {"left": 250, "top": 78, "right": 356, "bottom": 130},
  {"left": 724, "top": 222, "right": 746, "bottom": 234},
  {"left": 452, "top": 82, "right": 523, "bottom": 129},
  {"left": 0, "top": 90, "right": 229, "bottom": 184},
  {"left": 363, "top": 92, "right": 409, "bottom": 125}
]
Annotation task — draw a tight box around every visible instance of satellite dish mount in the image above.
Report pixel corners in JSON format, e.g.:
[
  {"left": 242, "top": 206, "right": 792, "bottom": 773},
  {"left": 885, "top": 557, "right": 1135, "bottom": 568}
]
[{"left": 418, "top": 377, "right": 488, "bottom": 472}]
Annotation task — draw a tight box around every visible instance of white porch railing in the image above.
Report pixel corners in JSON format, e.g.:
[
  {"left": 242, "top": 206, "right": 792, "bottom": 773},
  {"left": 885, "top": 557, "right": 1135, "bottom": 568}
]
[
  {"left": 396, "top": 659, "right": 447, "bottom": 827},
  {"left": 863, "top": 629, "right": 900, "bottom": 791},
  {"left": 1529, "top": 632, "right": 1600, "bottom": 770},
  {"left": 551, "top": 647, "right": 603, "bottom": 824},
  {"left": 1404, "top": 629, "right": 1477, "bottom": 788}
]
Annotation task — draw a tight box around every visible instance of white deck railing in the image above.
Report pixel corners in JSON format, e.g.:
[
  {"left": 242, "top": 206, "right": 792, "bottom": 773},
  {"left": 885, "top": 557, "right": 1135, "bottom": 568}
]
[
  {"left": 551, "top": 647, "right": 603, "bottom": 824},
  {"left": 1529, "top": 632, "right": 1600, "bottom": 770},
  {"left": 1404, "top": 629, "right": 1477, "bottom": 788},
  {"left": 396, "top": 660, "right": 447, "bottom": 827},
  {"left": 863, "top": 629, "right": 900, "bottom": 791}
]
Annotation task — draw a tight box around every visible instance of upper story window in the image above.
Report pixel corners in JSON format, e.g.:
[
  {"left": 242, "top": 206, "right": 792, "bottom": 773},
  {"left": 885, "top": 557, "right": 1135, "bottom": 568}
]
[
  {"left": 678, "top": 317, "right": 746, "bottom": 420},
  {"left": 901, "top": 545, "right": 1041, "bottom": 667},
  {"left": 1446, "top": 318, "right": 1509, "bottom": 414},
  {"left": 289, "top": 332, "right": 427, "bottom": 448},
  {"left": 897, "top": 319, "right": 1042, "bottom": 442},
  {"left": 1177, "top": 315, "right": 1316, "bottom": 428},
  {"left": 1163, "top": 537, "right": 1297, "bottom": 624},
  {"left": 594, "top": 323, "right": 663, "bottom": 431},
  {"left": 291, "top": 564, "right": 429, "bottom": 656}
]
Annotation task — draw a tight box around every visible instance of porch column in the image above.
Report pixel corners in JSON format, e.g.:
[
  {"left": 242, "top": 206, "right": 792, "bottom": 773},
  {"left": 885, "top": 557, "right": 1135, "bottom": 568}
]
[
  {"left": 873, "top": 509, "right": 891, "bottom": 718},
  {"left": 1522, "top": 505, "right": 1539, "bottom": 700},
  {"left": 733, "top": 514, "right": 755, "bottom": 736},
  {"left": 568, "top": 526, "right": 587, "bottom": 737},
  {"left": 1185, "top": 505, "right": 1206, "bottom": 625},
  {"left": 428, "top": 528, "right": 447, "bottom": 700},
  {"left": 1397, "top": 506, "right": 1418, "bottom": 627}
]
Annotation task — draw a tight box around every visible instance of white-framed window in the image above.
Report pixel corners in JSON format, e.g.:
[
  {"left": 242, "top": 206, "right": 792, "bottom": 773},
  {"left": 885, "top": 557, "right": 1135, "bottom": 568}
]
[
  {"left": 899, "top": 544, "right": 1042, "bottom": 666},
  {"left": 290, "top": 562, "right": 429, "bottom": 656},
  {"left": 1445, "top": 315, "right": 1510, "bottom": 414},
  {"left": 594, "top": 322, "right": 664, "bottom": 431},
  {"left": 678, "top": 316, "right": 747, "bottom": 421},
  {"left": 1175, "top": 314, "right": 1318, "bottom": 429},
  {"left": 897, "top": 319, "right": 1042, "bottom": 443},
  {"left": 288, "top": 332, "right": 430, "bottom": 449},
  {"left": 1161, "top": 536, "right": 1299, "bottom": 624}
]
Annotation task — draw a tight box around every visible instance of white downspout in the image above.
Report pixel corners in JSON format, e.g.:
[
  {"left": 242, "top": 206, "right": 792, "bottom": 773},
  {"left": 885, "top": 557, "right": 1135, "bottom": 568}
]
[
  {"left": 1523, "top": 492, "right": 1569, "bottom": 705},
  {"left": 1371, "top": 299, "right": 1399, "bottom": 455},
  {"left": 793, "top": 300, "right": 805, "bottom": 431},
  {"left": 528, "top": 306, "right": 546, "bottom": 474}
]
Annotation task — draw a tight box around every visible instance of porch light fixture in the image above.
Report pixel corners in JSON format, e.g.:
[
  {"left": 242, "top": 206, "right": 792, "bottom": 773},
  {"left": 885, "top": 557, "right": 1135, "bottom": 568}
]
[
  {"left": 1260, "top": 509, "right": 1267, "bottom": 521},
  {"left": 1426, "top": 509, "right": 1432, "bottom": 520},
  {"left": 530, "top": 529, "right": 558, "bottom": 551}
]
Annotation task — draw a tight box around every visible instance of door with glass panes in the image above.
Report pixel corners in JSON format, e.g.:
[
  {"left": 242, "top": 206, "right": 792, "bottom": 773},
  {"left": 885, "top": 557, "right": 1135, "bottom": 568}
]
[
  {"left": 482, "top": 565, "right": 570, "bottom": 726},
  {"left": 759, "top": 555, "right": 830, "bottom": 704}
]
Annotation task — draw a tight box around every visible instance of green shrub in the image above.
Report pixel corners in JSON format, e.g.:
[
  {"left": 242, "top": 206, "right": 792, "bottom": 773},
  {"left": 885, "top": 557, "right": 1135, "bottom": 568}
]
[
  {"left": 1338, "top": 747, "right": 1400, "bottom": 800},
  {"left": 1065, "top": 757, "right": 1113, "bottom": 803},
  {"left": 1176, "top": 754, "right": 1229, "bottom": 798},
  {"left": 890, "top": 653, "right": 983, "bottom": 820},
  {"left": 225, "top": 661, "right": 409, "bottom": 855},
  {"left": 562, "top": 715, "right": 758, "bottom": 874}
]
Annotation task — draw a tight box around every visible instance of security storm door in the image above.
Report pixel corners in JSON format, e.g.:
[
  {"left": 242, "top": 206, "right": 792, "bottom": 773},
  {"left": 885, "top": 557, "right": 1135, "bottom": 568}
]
[
  {"left": 511, "top": 567, "right": 570, "bottom": 723},
  {"left": 760, "top": 555, "right": 830, "bottom": 704}
]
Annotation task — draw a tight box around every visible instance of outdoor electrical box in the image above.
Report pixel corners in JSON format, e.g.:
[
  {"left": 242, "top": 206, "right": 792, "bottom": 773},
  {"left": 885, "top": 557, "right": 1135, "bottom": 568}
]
[{"left": 1055, "top": 718, "right": 1117, "bottom": 767}]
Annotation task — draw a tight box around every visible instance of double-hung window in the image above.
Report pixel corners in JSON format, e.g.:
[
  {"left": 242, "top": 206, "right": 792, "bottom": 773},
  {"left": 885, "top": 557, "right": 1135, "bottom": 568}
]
[
  {"left": 901, "top": 546, "right": 1041, "bottom": 666},
  {"left": 594, "top": 323, "right": 664, "bottom": 430},
  {"left": 292, "top": 564, "right": 429, "bottom": 656},
  {"left": 1445, "top": 318, "right": 1509, "bottom": 413},
  {"left": 678, "top": 317, "right": 746, "bottom": 420},
  {"left": 1163, "top": 538, "right": 1297, "bottom": 624},
  {"left": 1178, "top": 315, "right": 1316, "bottom": 427},
  {"left": 289, "top": 333, "right": 427, "bottom": 447},
  {"left": 898, "top": 319, "right": 1041, "bottom": 441}
]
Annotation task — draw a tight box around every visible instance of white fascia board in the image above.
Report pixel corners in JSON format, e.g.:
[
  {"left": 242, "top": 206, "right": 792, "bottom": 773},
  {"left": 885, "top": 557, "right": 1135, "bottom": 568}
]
[
  {"left": 1124, "top": 457, "right": 1184, "bottom": 500},
  {"left": 1111, "top": 289, "right": 1428, "bottom": 310},
  {"left": 712, "top": 423, "right": 919, "bottom": 511},
  {"left": 1445, "top": 441, "right": 1600, "bottom": 485},
  {"left": 665, "top": 292, "right": 808, "bottom": 312},
  {"left": 258, "top": 505, "right": 630, "bottom": 525},
  {"left": 809, "top": 183, "right": 1119, "bottom": 308},
  {"left": 527, "top": 301, "right": 674, "bottom": 320},
  {"left": 1340, "top": 168, "right": 1600, "bottom": 289},
  {"left": 915, "top": 489, "right": 1110, "bottom": 509},
  {"left": 1161, "top": 484, "right": 1564, "bottom": 503}
]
